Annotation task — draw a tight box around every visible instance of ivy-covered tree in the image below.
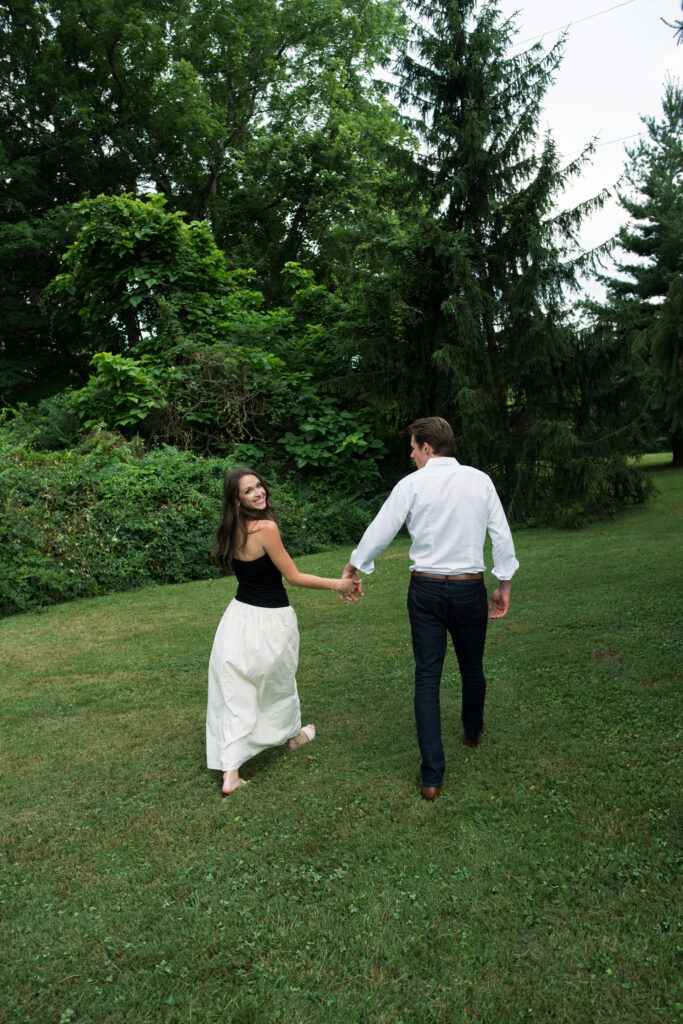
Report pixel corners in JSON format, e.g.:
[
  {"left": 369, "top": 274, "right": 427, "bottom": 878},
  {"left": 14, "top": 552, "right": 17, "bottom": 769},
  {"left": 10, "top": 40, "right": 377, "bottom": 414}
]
[
  {"left": 342, "top": 0, "right": 646, "bottom": 521},
  {"left": 594, "top": 80, "right": 683, "bottom": 463}
]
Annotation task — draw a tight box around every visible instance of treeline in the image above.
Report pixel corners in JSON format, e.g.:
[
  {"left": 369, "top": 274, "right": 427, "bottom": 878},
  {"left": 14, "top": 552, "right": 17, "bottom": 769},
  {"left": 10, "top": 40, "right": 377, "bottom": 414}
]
[{"left": 1, "top": 1, "right": 681, "bottom": 613}]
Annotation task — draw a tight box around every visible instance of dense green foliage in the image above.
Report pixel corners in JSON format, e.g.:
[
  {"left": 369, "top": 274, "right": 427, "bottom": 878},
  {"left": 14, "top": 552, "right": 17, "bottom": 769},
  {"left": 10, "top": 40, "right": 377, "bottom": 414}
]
[
  {"left": 1, "top": 0, "right": 677, "bottom": 587},
  {"left": 0, "top": 0, "right": 406, "bottom": 400},
  {"left": 40, "top": 193, "right": 386, "bottom": 476},
  {"left": 0, "top": 431, "right": 381, "bottom": 616}
]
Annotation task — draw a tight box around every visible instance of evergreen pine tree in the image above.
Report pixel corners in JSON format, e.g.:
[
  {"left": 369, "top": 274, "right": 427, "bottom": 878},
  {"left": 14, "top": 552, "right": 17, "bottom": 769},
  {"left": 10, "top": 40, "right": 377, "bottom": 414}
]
[
  {"left": 640, "top": 274, "right": 683, "bottom": 464},
  {"left": 595, "top": 80, "right": 683, "bottom": 464},
  {"left": 349, "top": 0, "right": 648, "bottom": 521}
]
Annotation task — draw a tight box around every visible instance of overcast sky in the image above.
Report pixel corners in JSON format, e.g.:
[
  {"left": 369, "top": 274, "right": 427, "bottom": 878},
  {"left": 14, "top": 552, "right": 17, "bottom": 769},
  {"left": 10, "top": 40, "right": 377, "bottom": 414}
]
[{"left": 496, "top": 0, "right": 681, "bottom": 287}]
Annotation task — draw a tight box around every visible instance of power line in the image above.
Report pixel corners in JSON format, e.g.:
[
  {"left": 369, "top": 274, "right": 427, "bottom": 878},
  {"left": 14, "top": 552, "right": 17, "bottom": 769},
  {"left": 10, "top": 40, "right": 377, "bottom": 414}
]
[
  {"left": 564, "top": 131, "right": 645, "bottom": 157},
  {"left": 515, "top": 0, "right": 641, "bottom": 47},
  {"left": 595, "top": 131, "right": 645, "bottom": 150}
]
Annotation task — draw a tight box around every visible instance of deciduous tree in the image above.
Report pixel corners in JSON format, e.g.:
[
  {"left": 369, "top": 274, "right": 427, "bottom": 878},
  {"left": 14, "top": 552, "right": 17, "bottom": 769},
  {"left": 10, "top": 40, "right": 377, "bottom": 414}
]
[
  {"left": 0, "top": 0, "right": 405, "bottom": 401},
  {"left": 42, "top": 194, "right": 385, "bottom": 478}
]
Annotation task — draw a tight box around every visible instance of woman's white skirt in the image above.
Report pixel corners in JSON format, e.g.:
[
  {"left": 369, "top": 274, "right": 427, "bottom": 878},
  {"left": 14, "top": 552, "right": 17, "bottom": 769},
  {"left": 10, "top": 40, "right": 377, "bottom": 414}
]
[{"left": 206, "top": 599, "right": 301, "bottom": 771}]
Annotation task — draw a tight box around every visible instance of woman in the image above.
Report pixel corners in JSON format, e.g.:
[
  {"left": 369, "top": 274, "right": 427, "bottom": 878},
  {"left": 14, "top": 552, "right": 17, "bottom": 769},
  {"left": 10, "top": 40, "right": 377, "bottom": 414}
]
[{"left": 207, "top": 467, "right": 358, "bottom": 794}]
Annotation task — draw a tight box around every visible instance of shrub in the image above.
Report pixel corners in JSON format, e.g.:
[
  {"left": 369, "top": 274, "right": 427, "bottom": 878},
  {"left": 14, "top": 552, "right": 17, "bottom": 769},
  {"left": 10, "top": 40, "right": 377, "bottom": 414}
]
[
  {"left": 1, "top": 394, "right": 83, "bottom": 450},
  {"left": 0, "top": 432, "right": 381, "bottom": 616}
]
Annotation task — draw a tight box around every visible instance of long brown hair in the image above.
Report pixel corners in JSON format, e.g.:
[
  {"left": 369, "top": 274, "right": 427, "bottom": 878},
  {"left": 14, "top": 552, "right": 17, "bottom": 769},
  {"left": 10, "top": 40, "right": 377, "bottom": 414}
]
[{"left": 213, "top": 467, "right": 276, "bottom": 571}]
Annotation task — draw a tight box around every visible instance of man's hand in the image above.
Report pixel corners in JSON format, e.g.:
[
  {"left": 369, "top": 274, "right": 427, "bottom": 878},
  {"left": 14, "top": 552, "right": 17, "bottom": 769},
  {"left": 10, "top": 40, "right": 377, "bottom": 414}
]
[
  {"left": 488, "top": 580, "right": 511, "bottom": 619},
  {"left": 340, "top": 562, "right": 364, "bottom": 601}
]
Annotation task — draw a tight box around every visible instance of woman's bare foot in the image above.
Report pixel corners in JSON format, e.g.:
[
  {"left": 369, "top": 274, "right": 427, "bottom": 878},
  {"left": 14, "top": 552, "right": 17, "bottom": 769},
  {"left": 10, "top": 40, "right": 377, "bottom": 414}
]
[
  {"left": 222, "top": 770, "right": 249, "bottom": 794},
  {"left": 288, "top": 724, "right": 316, "bottom": 749}
]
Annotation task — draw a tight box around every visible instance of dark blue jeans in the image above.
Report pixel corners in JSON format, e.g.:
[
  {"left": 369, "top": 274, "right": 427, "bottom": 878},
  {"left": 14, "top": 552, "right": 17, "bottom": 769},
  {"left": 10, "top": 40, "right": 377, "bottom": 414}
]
[{"left": 407, "top": 576, "right": 488, "bottom": 787}]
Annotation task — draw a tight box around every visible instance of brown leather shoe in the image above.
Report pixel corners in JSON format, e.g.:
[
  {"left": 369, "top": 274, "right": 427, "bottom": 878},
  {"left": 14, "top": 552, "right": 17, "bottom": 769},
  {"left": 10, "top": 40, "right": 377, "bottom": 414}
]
[
  {"left": 464, "top": 724, "right": 484, "bottom": 748},
  {"left": 420, "top": 784, "right": 441, "bottom": 801}
]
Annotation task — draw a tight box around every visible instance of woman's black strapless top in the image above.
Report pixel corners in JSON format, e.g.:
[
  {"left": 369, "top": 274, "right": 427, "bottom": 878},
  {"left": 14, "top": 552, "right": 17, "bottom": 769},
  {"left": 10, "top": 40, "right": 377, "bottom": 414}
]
[{"left": 232, "top": 553, "right": 289, "bottom": 608}]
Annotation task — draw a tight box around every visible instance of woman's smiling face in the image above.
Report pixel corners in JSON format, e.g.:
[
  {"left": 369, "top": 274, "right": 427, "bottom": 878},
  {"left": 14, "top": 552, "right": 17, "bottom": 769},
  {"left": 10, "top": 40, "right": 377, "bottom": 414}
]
[{"left": 238, "top": 474, "right": 267, "bottom": 512}]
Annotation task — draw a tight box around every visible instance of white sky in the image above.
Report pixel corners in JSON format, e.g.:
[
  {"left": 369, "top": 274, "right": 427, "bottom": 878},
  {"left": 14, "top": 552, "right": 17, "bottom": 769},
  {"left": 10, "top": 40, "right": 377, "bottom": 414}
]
[{"left": 497, "top": 0, "right": 682, "bottom": 292}]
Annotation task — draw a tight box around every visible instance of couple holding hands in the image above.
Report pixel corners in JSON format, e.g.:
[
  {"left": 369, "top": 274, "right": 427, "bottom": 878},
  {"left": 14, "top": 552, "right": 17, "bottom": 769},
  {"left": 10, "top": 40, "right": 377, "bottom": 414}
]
[{"left": 206, "top": 417, "right": 518, "bottom": 801}]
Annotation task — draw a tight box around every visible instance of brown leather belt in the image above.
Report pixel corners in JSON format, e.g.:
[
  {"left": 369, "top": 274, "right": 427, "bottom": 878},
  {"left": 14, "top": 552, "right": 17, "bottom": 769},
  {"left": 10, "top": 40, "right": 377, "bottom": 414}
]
[{"left": 411, "top": 571, "right": 483, "bottom": 581}]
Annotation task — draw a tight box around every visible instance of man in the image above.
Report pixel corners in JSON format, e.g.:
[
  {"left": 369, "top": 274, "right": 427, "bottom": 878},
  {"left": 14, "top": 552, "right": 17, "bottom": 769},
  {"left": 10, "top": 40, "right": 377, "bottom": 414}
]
[{"left": 343, "top": 417, "right": 518, "bottom": 801}]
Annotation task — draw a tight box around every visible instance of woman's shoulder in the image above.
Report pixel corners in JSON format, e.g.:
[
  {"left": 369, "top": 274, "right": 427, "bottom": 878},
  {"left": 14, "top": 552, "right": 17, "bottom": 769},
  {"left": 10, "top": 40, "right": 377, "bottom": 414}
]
[
  {"left": 245, "top": 519, "right": 280, "bottom": 549},
  {"left": 248, "top": 518, "right": 279, "bottom": 534}
]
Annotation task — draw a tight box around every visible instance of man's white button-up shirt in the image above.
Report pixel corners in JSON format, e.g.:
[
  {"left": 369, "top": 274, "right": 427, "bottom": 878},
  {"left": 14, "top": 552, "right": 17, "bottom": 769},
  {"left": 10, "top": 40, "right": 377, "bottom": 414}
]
[{"left": 350, "top": 457, "right": 519, "bottom": 580}]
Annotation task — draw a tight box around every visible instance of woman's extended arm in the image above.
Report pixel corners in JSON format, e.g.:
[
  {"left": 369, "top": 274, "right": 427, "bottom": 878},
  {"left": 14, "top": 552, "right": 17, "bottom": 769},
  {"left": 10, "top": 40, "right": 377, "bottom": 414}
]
[{"left": 259, "top": 522, "right": 357, "bottom": 595}]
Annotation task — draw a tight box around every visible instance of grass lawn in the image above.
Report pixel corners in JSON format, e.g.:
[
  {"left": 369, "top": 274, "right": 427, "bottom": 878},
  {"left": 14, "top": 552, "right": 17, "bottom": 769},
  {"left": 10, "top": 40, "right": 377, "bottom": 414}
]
[
  {"left": 632, "top": 452, "right": 675, "bottom": 467},
  {"left": 1, "top": 465, "right": 681, "bottom": 1024}
]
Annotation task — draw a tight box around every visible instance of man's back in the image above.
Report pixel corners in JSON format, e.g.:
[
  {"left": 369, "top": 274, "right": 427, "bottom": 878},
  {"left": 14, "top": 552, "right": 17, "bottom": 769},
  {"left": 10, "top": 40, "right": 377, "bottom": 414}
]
[{"left": 351, "top": 457, "right": 518, "bottom": 580}]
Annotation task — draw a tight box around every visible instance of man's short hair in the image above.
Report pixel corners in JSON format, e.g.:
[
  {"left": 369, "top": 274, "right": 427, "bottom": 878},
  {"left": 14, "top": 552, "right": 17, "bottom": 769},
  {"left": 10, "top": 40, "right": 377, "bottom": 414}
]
[{"left": 408, "top": 417, "right": 454, "bottom": 456}]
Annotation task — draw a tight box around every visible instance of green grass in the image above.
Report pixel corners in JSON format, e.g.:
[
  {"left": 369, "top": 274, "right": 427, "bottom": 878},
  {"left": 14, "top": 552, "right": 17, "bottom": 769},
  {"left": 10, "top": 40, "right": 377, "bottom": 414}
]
[
  {"left": 632, "top": 452, "right": 674, "bottom": 467},
  {"left": 1, "top": 467, "right": 681, "bottom": 1024}
]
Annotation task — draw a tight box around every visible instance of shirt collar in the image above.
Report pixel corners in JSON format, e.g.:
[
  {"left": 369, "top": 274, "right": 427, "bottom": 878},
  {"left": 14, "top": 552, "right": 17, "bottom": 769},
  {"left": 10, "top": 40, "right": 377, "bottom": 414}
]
[{"left": 421, "top": 457, "right": 460, "bottom": 469}]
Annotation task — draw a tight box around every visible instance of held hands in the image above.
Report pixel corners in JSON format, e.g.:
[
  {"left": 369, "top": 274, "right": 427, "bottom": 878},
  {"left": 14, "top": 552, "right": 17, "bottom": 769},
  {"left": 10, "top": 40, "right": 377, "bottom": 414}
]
[
  {"left": 339, "top": 562, "right": 364, "bottom": 602},
  {"left": 337, "top": 577, "right": 361, "bottom": 600}
]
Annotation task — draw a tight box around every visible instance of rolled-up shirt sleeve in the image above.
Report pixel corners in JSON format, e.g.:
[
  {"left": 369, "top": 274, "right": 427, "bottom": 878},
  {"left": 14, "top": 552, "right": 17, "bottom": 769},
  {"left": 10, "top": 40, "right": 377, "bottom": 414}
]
[
  {"left": 487, "top": 480, "right": 519, "bottom": 580},
  {"left": 349, "top": 482, "right": 410, "bottom": 574}
]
